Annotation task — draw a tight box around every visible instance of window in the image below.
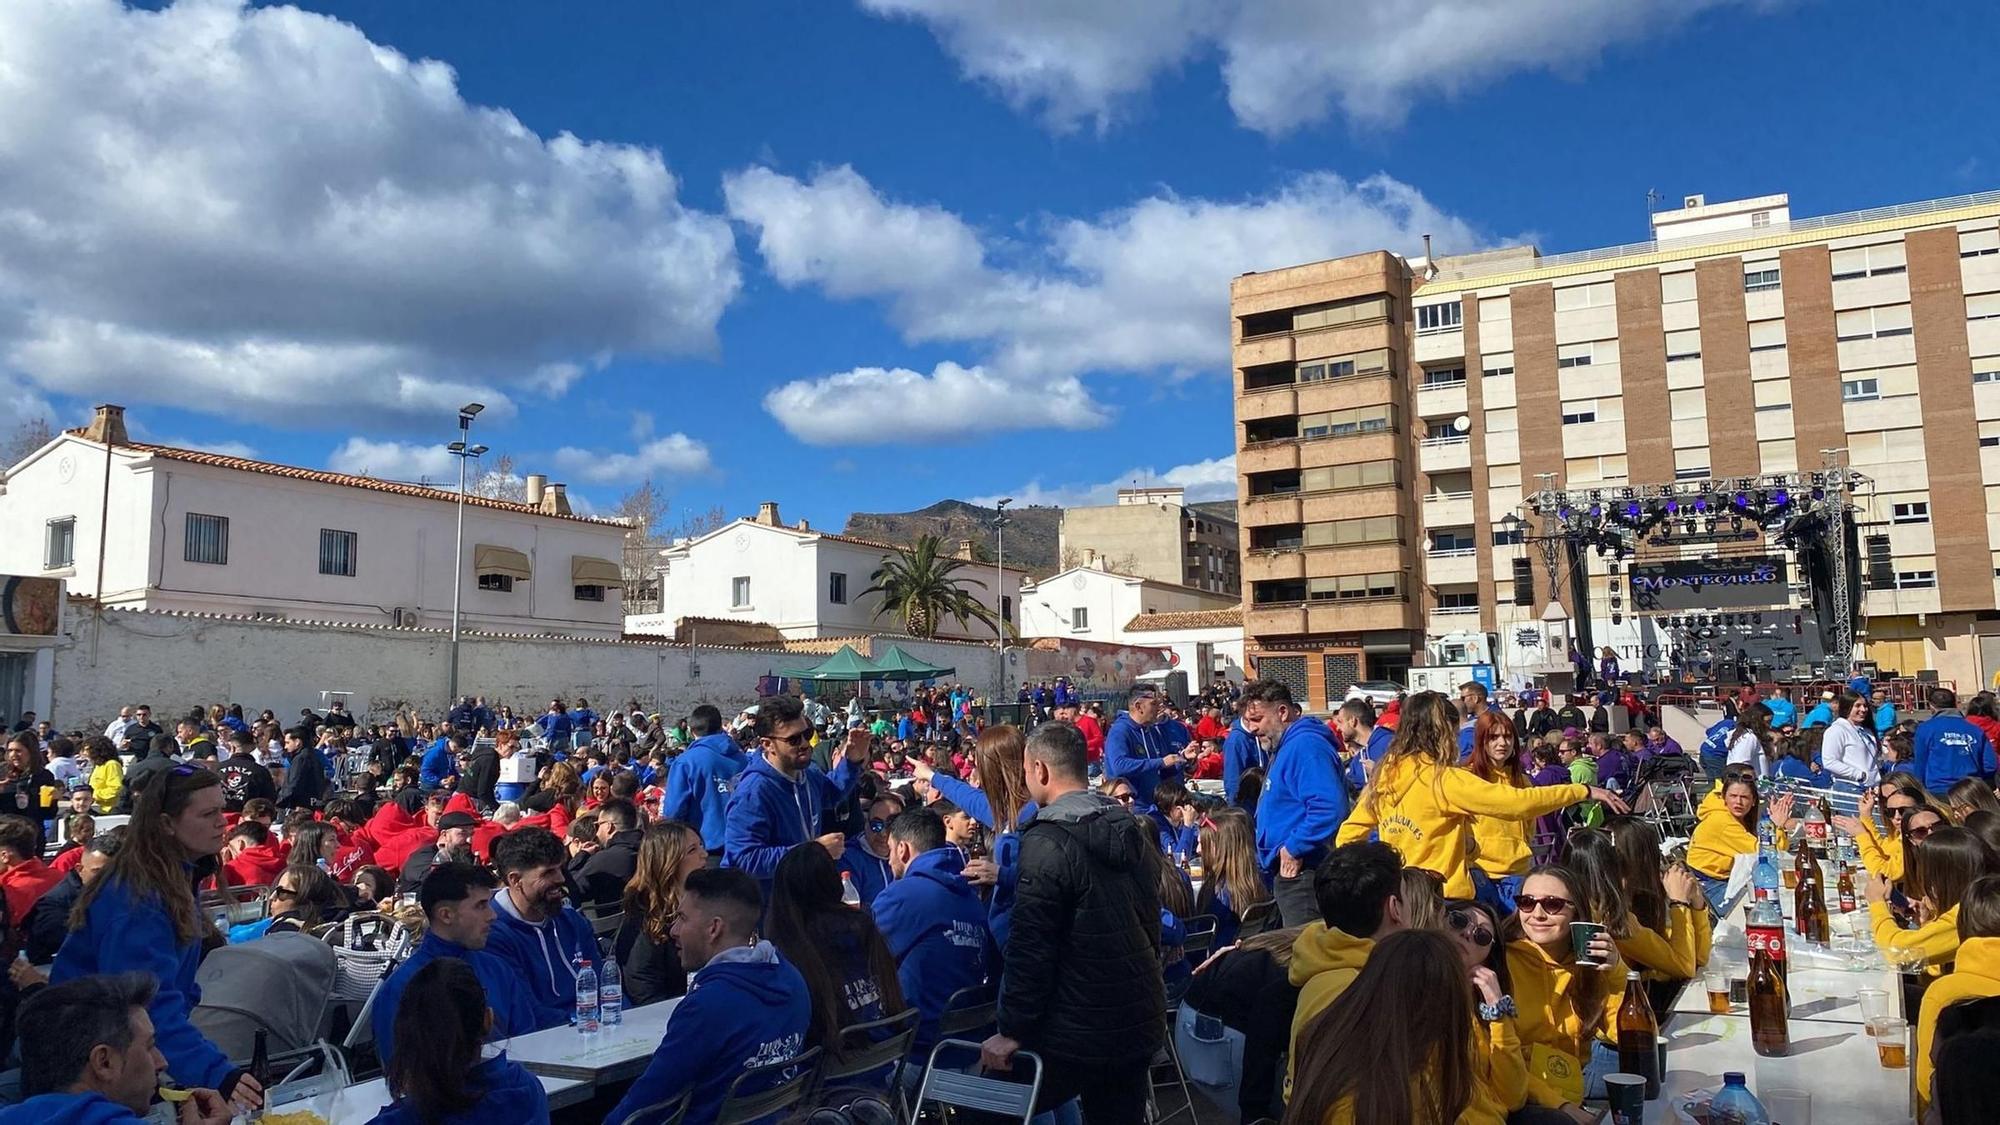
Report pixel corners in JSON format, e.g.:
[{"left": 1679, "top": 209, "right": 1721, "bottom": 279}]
[
  {"left": 1974, "top": 367, "right": 2000, "bottom": 385},
  {"left": 1748, "top": 319, "right": 1787, "bottom": 352},
  {"left": 1072, "top": 607, "right": 1089, "bottom": 630},
  {"left": 1438, "top": 590, "right": 1480, "bottom": 608},
  {"left": 1560, "top": 399, "right": 1598, "bottom": 425},
  {"left": 1744, "top": 267, "right": 1781, "bottom": 292},
  {"left": 1492, "top": 524, "right": 1525, "bottom": 546},
  {"left": 1485, "top": 408, "right": 1519, "bottom": 433},
  {"left": 1479, "top": 296, "right": 1512, "bottom": 323},
  {"left": 1288, "top": 295, "right": 1392, "bottom": 333},
  {"left": 1892, "top": 501, "right": 1931, "bottom": 524},
  {"left": 1554, "top": 281, "right": 1614, "bottom": 311},
  {"left": 1299, "top": 404, "right": 1394, "bottom": 439},
  {"left": 1674, "top": 462, "right": 1711, "bottom": 480},
  {"left": 1842, "top": 378, "right": 1880, "bottom": 402},
  {"left": 829, "top": 572, "right": 848, "bottom": 604},
  {"left": 1982, "top": 421, "right": 2000, "bottom": 448},
  {"left": 1304, "top": 515, "right": 1402, "bottom": 547},
  {"left": 1001, "top": 595, "right": 1013, "bottom": 624},
  {"left": 1835, "top": 304, "right": 1914, "bottom": 341},
  {"left": 1831, "top": 243, "right": 1908, "bottom": 280},
  {"left": 315, "top": 528, "right": 357, "bottom": 577},
  {"left": 477, "top": 573, "right": 513, "bottom": 592},
  {"left": 1308, "top": 573, "right": 1404, "bottom": 601},
  {"left": 1415, "top": 301, "right": 1462, "bottom": 335},
  {"left": 1896, "top": 570, "right": 1937, "bottom": 590},
  {"left": 1968, "top": 293, "right": 2000, "bottom": 322},
  {"left": 731, "top": 576, "right": 751, "bottom": 607},
  {"left": 1297, "top": 460, "right": 1398, "bottom": 492},
  {"left": 1669, "top": 389, "right": 1707, "bottom": 419},
  {"left": 574, "top": 584, "right": 606, "bottom": 602},
  {"left": 184, "top": 513, "right": 228, "bottom": 565},
  {"left": 44, "top": 517, "right": 74, "bottom": 570},
  {"left": 1430, "top": 530, "right": 1475, "bottom": 552},
  {"left": 1558, "top": 340, "right": 1615, "bottom": 368},
  {"left": 1298, "top": 348, "right": 1390, "bottom": 383},
  {"left": 1665, "top": 329, "right": 1702, "bottom": 362},
  {"left": 1661, "top": 273, "right": 1697, "bottom": 304},
  {"left": 1751, "top": 211, "right": 1772, "bottom": 228},
  {"left": 1753, "top": 381, "right": 1791, "bottom": 411},
  {"left": 1481, "top": 352, "right": 1514, "bottom": 378},
  {"left": 1961, "top": 229, "right": 2000, "bottom": 258},
  {"left": 1421, "top": 365, "right": 1467, "bottom": 388}
]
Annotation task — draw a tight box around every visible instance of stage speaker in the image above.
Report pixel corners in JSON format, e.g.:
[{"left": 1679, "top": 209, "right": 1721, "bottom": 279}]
[
  {"left": 1866, "top": 534, "right": 1894, "bottom": 588},
  {"left": 1512, "top": 557, "right": 1534, "bottom": 605}
]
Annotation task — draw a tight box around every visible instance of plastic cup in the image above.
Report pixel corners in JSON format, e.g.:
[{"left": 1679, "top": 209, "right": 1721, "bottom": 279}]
[
  {"left": 1856, "top": 987, "right": 1892, "bottom": 1036},
  {"left": 1603, "top": 1073, "right": 1645, "bottom": 1124},
  {"left": 1876, "top": 1018, "right": 1909, "bottom": 1068},
  {"left": 1570, "top": 921, "right": 1609, "bottom": 967},
  {"left": 1705, "top": 970, "right": 1733, "bottom": 1014},
  {"left": 1728, "top": 974, "right": 1750, "bottom": 1005},
  {"left": 1762, "top": 1086, "right": 1812, "bottom": 1125}
]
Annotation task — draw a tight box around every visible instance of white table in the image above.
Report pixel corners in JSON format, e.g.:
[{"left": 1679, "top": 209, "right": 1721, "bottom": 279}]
[
  {"left": 502, "top": 998, "right": 682, "bottom": 1083},
  {"left": 272, "top": 1070, "right": 590, "bottom": 1124},
  {"left": 1646, "top": 1011, "right": 1911, "bottom": 1124},
  {"left": 1671, "top": 964, "right": 1899, "bottom": 1027}
]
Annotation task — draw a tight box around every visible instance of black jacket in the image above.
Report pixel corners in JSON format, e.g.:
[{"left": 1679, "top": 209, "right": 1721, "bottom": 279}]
[
  {"left": 575, "top": 830, "right": 641, "bottom": 911},
  {"left": 215, "top": 753, "right": 277, "bottom": 811},
  {"left": 119, "top": 750, "right": 174, "bottom": 811},
  {"left": 275, "top": 750, "right": 326, "bottom": 810},
  {"left": 461, "top": 748, "right": 500, "bottom": 808},
  {"left": 997, "top": 789, "right": 1163, "bottom": 1065},
  {"left": 117, "top": 721, "right": 163, "bottom": 755},
  {"left": 1186, "top": 940, "right": 1300, "bottom": 1122},
  {"left": 24, "top": 871, "right": 83, "bottom": 963},
  {"left": 612, "top": 913, "right": 688, "bottom": 1006}
]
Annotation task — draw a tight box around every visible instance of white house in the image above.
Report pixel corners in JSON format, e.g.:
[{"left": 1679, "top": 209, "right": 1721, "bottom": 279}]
[
  {"left": 1018, "top": 558, "right": 1245, "bottom": 684},
  {"left": 0, "top": 405, "right": 631, "bottom": 637},
  {"left": 638, "top": 502, "right": 1026, "bottom": 643}
]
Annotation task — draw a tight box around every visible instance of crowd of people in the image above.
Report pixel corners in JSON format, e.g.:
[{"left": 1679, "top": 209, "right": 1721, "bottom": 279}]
[{"left": 1, "top": 671, "right": 1998, "bottom": 1123}]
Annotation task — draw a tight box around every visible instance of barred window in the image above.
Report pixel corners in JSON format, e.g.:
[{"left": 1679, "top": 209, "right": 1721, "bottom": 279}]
[{"left": 319, "top": 529, "right": 357, "bottom": 577}]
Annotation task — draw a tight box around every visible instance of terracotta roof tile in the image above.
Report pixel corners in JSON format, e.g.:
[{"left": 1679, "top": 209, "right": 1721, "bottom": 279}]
[
  {"left": 1121, "top": 606, "right": 1243, "bottom": 632},
  {"left": 68, "top": 432, "right": 618, "bottom": 525}
]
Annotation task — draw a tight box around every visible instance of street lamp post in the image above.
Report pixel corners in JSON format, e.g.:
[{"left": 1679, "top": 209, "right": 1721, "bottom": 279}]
[
  {"left": 446, "top": 403, "right": 487, "bottom": 703},
  {"left": 994, "top": 498, "right": 1012, "bottom": 711}
]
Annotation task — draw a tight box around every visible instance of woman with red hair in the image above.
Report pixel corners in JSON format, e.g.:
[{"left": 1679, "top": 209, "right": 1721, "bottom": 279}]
[{"left": 1464, "top": 709, "right": 1538, "bottom": 913}]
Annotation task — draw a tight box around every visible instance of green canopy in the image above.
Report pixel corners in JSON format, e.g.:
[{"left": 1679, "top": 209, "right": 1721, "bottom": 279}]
[
  {"left": 773, "top": 644, "right": 886, "bottom": 682},
  {"left": 872, "top": 644, "right": 955, "bottom": 681}
]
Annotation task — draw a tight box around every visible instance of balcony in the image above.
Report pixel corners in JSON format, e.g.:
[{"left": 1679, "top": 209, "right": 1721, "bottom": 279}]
[
  {"left": 1237, "top": 387, "right": 1298, "bottom": 420},
  {"left": 1247, "top": 597, "right": 1416, "bottom": 637},
  {"left": 1421, "top": 490, "right": 1474, "bottom": 527},
  {"left": 1423, "top": 549, "right": 1480, "bottom": 586},
  {"left": 1240, "top": 440, "right": 1301, "bottom": 474},
  {"left": 1240, "top": 494, "right": 1303, "bottom": 526},
  {"left": 1419, "top": 434, "right": 1471, "bottom": 472},
  {"left": 1415, "top": 380, "right": 1469, "bottom": 419},
  {"left": 1427, "top": 604, "right": 1483, "bottom": 634},
  {"left": 1243, "top": 550, "right": 1306, "bottom": 583}
]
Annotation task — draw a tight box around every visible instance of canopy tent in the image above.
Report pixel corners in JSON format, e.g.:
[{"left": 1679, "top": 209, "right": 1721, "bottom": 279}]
[
  {"left": 772, "top": 644, "right": 886, "bottom": 682},
  {"left": 871, "top": 644, "right": 955, "bottom": 681},
  {"left": 472, "top": 544, "right": 532, "bottom": 580}
]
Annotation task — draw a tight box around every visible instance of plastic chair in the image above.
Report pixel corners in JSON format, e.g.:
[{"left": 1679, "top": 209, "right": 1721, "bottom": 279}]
[
  {"left": 911, "top": 1039, "right": 1042, "bottom": 1124},
  {"left": 610, "top": 1087, "right": 690, "bottom": 1125},
  {"left": 715, "top": 1044, "right": 823, "bottom": 1125}
]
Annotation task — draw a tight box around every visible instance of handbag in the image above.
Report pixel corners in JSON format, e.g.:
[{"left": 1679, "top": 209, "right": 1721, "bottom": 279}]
[{"left": 326, "top": 912, "right": 411, "bottom": 1003}]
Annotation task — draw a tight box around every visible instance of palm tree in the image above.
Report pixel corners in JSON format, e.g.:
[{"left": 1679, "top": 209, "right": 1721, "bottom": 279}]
[{"left": 863, "top": 534, "right": 1005, "bottom": 639}]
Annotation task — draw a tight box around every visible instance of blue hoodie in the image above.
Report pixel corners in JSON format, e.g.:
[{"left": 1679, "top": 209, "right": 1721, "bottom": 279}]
[
  {"left": 363, "top": 1052, "right": 549, "bottom": 1125},
  {"left": 420, "top": 737, "right": 457, "bottom": 788},
  {"left": 0, "top": 1092, "right": 146, "bottom": 1125},
  {"left": 1252, "top": 716, "right": 1351, "bottom": 873},
  {"left": 663, "top": 732, "right": 748, "bottom": 851},
  {"left": 485, "top": 888, "right": 598, "bottom": 1031},
  {"left": 1913, "top": 711, "right": 1998, "bottom": 794},
  {"left": 1221, "top": 719, "right": 1265, "bottom": 803},
  {"left": 51, "top": 873, "right": 235, "bottom": 1092},
  {"left": 723, "top": 753, "right": 860, "bottom": 884},
  {"left": 371, "top": 932, "right": 540, "bottom": 1065},
  {"left": 608, "top": 942, "right": 811, "bottom": 1125},
  {"left": 928, "top": 772, "right": 1038, "bottom": 833},
  {"left": 838, "top": 837, "right": 895, "bottom": 908},
  {"left": 872, "top": 847, "right": 992, "bottom": 1054},
  {"left": 1103, "top": 712, "right": 1189, "bottom": 812}
]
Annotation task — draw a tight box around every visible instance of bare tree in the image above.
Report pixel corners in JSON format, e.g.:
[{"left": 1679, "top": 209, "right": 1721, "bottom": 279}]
[
  {"left": 0, "top": 416, "right": 55, "bottom": 467},
  {"left": 673, "top": 504, "right": 731, "bottom": 540},
  {"left": 615, "top": 479, "right": 670, "bottom": 611}
]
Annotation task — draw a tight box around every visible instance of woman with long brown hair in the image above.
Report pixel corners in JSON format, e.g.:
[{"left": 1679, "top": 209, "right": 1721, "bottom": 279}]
[
  {"left": 1283, "top": 928, "right": 1524, "bottom": 1125},
  {"left": 1604, "top": 816, "right": 1711, "bottom": 979},
  {"left": 766, "top": 844, "right": 908, "bottom": 1075},
  {"left": 918, "top": 724, "right": 1040, "bottom": 948},
  {"left": 1505, "top": 865, "right": 1618, "bottom": 1118},
  {"left": 1869, "top": 825, "right": 2000, "bottom": 969},
  {"left": 53, "top": 765, "right": 264, "bottom": 1109},
  {"left": 615, "top": 819, "right": 706, "bottom": 1004},
  {"left": 1339, "top": 693, "right": 1623, "bottom": 898},
  {"left": 1195, "top": 807, "right": 1270, "bottom": 947}
]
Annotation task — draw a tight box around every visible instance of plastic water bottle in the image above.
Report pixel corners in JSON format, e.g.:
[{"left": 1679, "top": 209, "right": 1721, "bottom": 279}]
[
  {"left": 841, "top": 873, "right": 861, "bottom": 907},
  {"left": 574, "top": 956, "right": 599, "bottom": 1034},
  {"left": 599, "top": 957, "right": 622, "bottom": 1027},
  {"left": 1708, "top": 1071, "right": 1770, "bottom": 1124},
  {"left": 1752, "top": 846, "right": 1779, "bottom": 907}
]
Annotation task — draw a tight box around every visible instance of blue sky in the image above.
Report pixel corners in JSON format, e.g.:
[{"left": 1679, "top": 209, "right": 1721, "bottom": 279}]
[{"left": 3, "top": 0, "right": 1996, "bottom": 531}]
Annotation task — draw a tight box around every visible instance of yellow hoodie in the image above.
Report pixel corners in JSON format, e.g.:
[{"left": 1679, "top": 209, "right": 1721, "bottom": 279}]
[
  {"left": 1468, "top": 771, "right": 1537, "bottom": 880},
  {"left": 1854, "top": 817, "right": 1906, "bottom": 882},
  {"left": 1615, "top": 902, "right": 1713, "bottom": 982},
  {"left": 1337, "top": 758, "right": 1586, "bottom": 897},
  {"left": 1686, "top": 804, "right": 1758, "bottom": 880},
  {"left": 1505, "top": 939, "right": 1622, "bottom": 1108},
  {"left": 1287, "top": 922, "right": 1374, "bottom": 1096},
  {"left": 1916, "top": 935, "right": 2000, "bottom": 1118},
  {"left": 1870, "top": 900, "right": 1960, "bottom": 969},
  {"left": 1309, "top": 1019, "right": 1527, "bottom": 1125}
]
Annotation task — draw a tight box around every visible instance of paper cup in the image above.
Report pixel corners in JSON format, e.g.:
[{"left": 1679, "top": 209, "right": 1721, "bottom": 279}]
[
  {"left": 1570, "top": 920, "right": 1608, "bottom": 967},
  {"left": 1603, "top": 1073, "right": 1646, "bottom": 1124}
]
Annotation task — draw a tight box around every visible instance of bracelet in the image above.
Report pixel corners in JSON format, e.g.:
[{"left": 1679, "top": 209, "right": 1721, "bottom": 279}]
[{"left": 1478, "top": 995, "right": 1518, "bottom": 1021}]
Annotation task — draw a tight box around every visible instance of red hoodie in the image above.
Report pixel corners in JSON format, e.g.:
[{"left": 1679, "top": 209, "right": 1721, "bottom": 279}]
[
  {"left": 222, "top": 840, "right": 289, "bottom": 888},
  {"left": 0, "top": 858, "right": 62, "bottom": 928},
  {"left": 1075, "top": 714, "right": 1106, "bottom": 762},
  {"left": 471, "top": 819, "right": 508, "bottom": 863},
  {"left": 443, "top": 792, "right": 479, "bottom": 820},
  {"left": 360, "top": 802, "right": 437, "bottom": 873},
  {"left": 1192, "top": 715, "right": 1230, "bottom": 742}
]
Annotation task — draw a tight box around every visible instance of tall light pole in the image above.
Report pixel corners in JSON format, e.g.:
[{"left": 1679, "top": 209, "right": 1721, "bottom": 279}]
[
  {"left": 994, "top": 498, "right": 1012, "bottom": 709},
  {"left": 446, "top": 402, "right": 486, "bottom": 703}
]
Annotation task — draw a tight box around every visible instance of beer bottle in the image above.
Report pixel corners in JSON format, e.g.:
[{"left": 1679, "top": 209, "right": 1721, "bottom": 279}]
[
  {"left": 1616, "top": 969, "right": 1661, "bottom": 1099},
  {"left": 1792, "top": 840, "right": 1817, "bottom": 937},
  {"left": 1748, "top": 946, "right": 1790, "bottom": 1058},
  {"left": 1802, "top": 863, "right": 1831, "bottom": 946},
  {"left": 1837, "top": 861, "right": 1857, "bottom": 914}
]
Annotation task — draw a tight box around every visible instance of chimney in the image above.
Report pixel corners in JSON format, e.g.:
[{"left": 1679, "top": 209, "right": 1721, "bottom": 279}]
[
  {"left": 524, "top": 474, "right": 547, "bottom": 506},
  {"left": 1083, "top": 548, "right": 1098, "bottom": 568},
  {"left": 84, "top": 404, "right": 128, "bottom": 446},
  {"left": 540, "top": 483, "right": 571, "bottom": 516},
  {"left": 957, "top": 539, "right": 977, "bottom": 560},
  {"left": 755, "top": 502, "right": 780, "bottom": 526},
  {"left": 795, "top": 518, "right": 811, "bottom": 532}
]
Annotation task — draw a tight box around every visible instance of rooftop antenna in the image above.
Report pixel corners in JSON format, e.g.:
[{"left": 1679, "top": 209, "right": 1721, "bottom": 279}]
[{"left": 1646, "top": 188, "right": 1666, "bottom": 219}]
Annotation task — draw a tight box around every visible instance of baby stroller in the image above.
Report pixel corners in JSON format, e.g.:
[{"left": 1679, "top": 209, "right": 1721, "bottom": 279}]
[
  {"left": 191, "top": 930, "right": 339, "bottom": 1063},
  {"left": 1627, "top": 753, "right": 1701, "bottom": 839}
]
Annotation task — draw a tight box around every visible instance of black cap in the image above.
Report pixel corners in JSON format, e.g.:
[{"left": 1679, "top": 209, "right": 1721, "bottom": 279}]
[{"left": 436, "top": 811, "right": 478, "bottom": 831}]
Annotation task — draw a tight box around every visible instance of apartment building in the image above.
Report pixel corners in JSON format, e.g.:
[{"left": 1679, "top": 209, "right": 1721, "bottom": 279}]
[
  {"left": 1057, "top": 486, "right": 1241, "bottom": 595},
  {"left": 1233, "top": 189, "right": 2000, "bottom": 706}
]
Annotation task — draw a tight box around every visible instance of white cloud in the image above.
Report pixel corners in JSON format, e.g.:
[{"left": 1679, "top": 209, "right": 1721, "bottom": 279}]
[
  {"left": 326, "top": 437, "right": 457, "bottom": 483},
  {"left": 762, "top": 361, "right": 1107, "bottom": 445},
  {"left": 0, "top": 0, "right": 738, "bottom": 424},
  {"left": 552, "top": 434, "right": 712, "bottom": 483},
  {"left": 728, "top": 164, "right": 1484, "bottom": 442},
  {"left": 860, "top": 0, "right": 1767, "bottom": 133},
  {"left": 973, "top": 454, "right": 1237, "bottom": 509}
]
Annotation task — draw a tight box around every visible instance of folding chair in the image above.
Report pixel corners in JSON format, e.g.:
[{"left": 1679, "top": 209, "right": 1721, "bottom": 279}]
[
  {"left": 911, "top": 1040, "right": 1042, "bottom": 1125},
  {"left": 1153, "top": 919, "right": 1211, "bottom": 1125},
  {"left": 823, "top": 1008, "right": 920, "bottom": 1090},
  {"left": 610, "top": 1088, "right": 690, "bottom": 1125},
  {"left": 936, "top": 983, "right": 998, "bottom": 1040},
  {"left": 1236, "top": 899, "right": 1274, "bottom": 938},
  {"left": 1180, "top": 914, "right": 1219, "bottom": 963},
  {"left": 715, "top": 1045, "right": 823, "bottom": 1125}
]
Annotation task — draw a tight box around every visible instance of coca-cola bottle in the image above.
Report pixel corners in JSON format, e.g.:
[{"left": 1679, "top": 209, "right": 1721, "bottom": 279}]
[
  {"left": 1746, "top": 894, "right": 1787, "bottom": 984},
  {"left": 1748, "top": 946, "right": 1790, "bottom": 1058}
]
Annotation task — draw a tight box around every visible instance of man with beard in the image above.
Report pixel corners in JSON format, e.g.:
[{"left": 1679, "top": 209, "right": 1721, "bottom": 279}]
[{"left": 484, "top": 828, "right": 596, "bottom": 1031}]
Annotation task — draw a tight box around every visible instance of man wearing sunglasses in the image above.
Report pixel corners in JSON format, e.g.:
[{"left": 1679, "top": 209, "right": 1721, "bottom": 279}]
[{"left": 723, "top": 696, "right": 866, "bottom": 890}]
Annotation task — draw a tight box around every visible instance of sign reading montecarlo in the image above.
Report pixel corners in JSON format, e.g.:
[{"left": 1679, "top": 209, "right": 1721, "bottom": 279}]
[{"left": 1628, "top": 556, "right": 1790, "bottom": 614}]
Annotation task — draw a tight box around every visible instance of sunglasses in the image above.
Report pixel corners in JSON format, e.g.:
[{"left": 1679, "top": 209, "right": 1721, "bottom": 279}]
[
  {"left": 1109, "top": 792, "right": 1136, "bottom": 804},
  {"left": 1515, "top": 894, "right": 1574, "bottom": 917},
  {"left": 1905, "top": 820, "right": 1937, "bottom": 842},
  {"left": 764, "top": 729, "right": 811, "bottom": 748},
  {"left": 1446, "top": 908, "right": 1494, "bottom": 946}
]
